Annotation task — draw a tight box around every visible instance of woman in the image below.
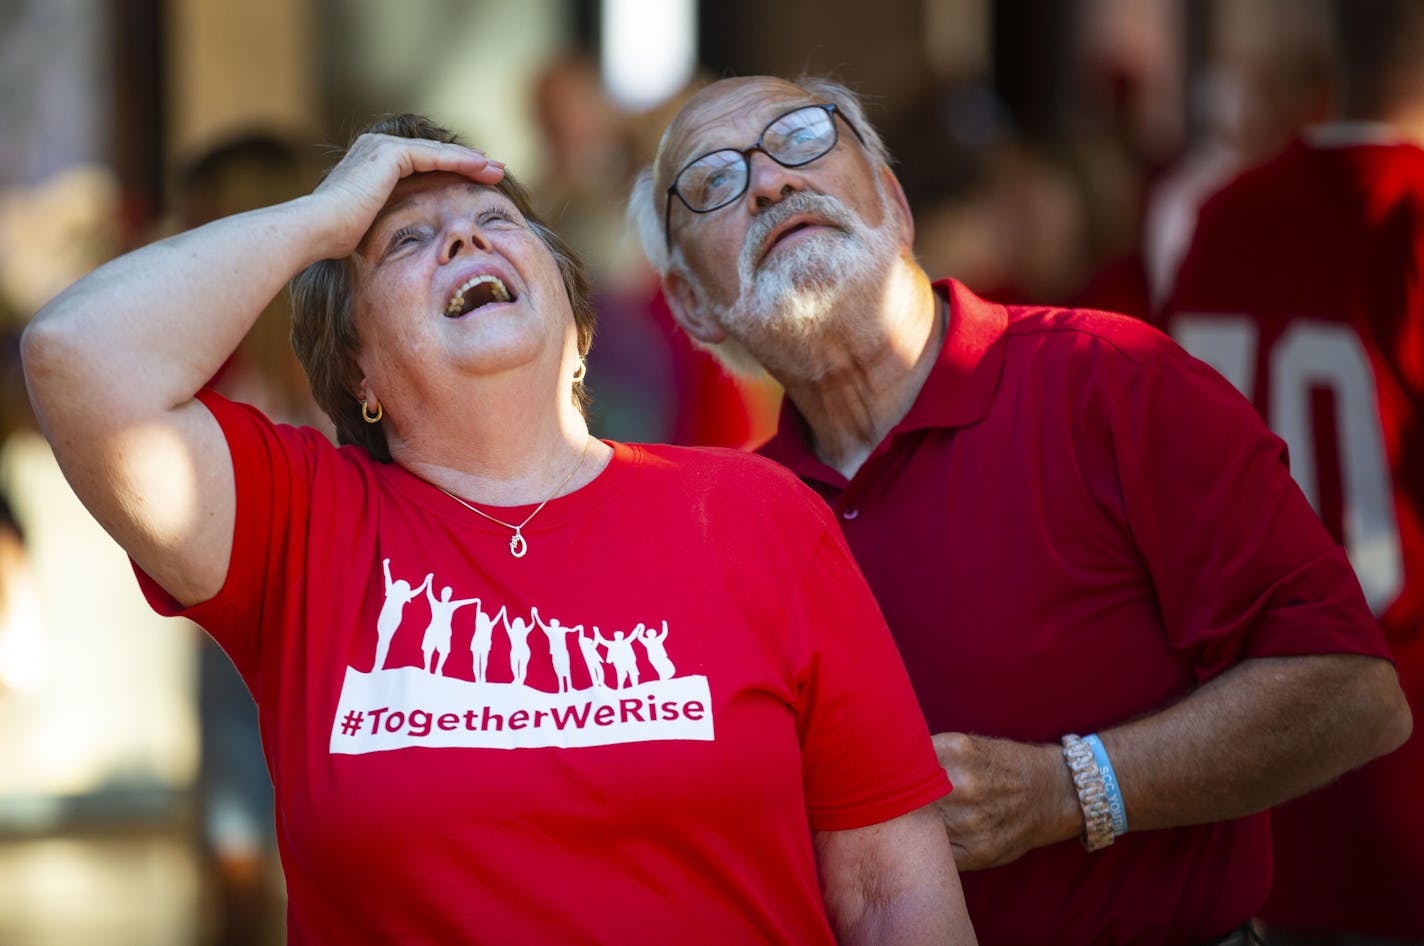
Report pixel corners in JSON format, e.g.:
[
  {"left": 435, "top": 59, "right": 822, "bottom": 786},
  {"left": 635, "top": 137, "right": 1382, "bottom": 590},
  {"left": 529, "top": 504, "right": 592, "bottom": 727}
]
[{"left": 21, "top": 115, "right": 974, "bottom": 944}]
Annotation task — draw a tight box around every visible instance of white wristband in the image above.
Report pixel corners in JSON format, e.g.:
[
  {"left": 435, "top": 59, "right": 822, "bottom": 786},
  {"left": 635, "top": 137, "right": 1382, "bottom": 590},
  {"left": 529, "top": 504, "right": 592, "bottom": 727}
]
[{"left": 1060, "top": 733, "right": 1114, "bottom": 851}]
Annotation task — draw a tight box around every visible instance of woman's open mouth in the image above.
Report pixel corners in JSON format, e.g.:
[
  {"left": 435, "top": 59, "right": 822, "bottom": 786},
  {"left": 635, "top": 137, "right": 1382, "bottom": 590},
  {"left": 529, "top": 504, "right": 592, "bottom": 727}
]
[{"left": 446, "top": 274, "right": 514, "bottom": 318}]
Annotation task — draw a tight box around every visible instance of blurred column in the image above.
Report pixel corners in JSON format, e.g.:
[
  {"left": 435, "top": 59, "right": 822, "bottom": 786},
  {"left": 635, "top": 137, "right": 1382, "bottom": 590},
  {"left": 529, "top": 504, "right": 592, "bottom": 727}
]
[
  {"left": 1182, "top": 0, "right": 1212, "bottom": 147},
  {"left": 112, "top": 0, "right": 164, "bottom": 245},
  {"left": 991, "top": 0, "right": 1081, "bottom": 144},
  {"left": 166, "top": 0, "right": 320, "bottom": 171}
]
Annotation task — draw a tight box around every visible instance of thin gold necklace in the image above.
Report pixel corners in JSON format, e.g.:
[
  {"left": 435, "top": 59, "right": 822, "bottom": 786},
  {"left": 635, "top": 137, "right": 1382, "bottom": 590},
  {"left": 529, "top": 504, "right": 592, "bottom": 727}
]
[{"left": 436, "top": 437, "right": 591, "bottom": 559}]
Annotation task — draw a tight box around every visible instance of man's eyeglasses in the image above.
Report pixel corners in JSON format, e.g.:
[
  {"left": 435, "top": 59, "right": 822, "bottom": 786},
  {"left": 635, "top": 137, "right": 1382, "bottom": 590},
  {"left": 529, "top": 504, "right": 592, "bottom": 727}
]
[{"left": 663, "top": 102, "right": 867, "bottom": 252}]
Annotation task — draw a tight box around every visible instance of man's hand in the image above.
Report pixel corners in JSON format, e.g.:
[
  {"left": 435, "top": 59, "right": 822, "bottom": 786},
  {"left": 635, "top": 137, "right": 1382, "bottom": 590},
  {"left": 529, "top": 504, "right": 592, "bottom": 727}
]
[
  {"left": 932, "top": 732, "right": 1080, "bottom": 871},
  {"left": 932, "top": 656, "right": 1411, "bottom": 873}
]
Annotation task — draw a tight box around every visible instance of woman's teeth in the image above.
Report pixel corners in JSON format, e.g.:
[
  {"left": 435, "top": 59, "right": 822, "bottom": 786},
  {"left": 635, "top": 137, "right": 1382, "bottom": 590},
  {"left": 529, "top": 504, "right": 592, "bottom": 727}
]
[{"left": 446, "top": 274, "right": 511, "bottom": 317}]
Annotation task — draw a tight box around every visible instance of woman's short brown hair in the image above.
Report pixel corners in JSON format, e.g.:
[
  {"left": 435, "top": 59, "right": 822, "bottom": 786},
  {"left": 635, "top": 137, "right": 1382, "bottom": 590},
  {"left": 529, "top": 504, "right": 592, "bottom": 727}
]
[{"left": 289, "top": 114, "right": 597, "bottom": 462}]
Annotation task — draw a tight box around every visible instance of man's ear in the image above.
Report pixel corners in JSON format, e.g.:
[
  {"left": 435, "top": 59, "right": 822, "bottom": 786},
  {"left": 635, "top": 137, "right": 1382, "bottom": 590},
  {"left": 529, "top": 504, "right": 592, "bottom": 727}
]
[
  {"left": 662, "top": 270, "right": 727, "bottom": 344},
  {"left": 879, "top": 165, "right": 915, "bottom": 249}
]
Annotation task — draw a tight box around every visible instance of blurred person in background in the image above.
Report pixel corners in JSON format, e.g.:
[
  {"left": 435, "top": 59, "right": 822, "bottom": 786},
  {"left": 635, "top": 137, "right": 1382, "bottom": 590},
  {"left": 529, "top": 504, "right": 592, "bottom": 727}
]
[
  {"left": 912, "top": 139, "right": 1097, "bottom": 308},
  {"left": 21, "top": 112, "right": 974, "bottom": 945},
  {"left": 1141, "top": 1, "right": 1332, "bottom": 313},
  {"left": 529, "top": 48, "right": 639, "bottom": 287},
  {"left": 1164, "top": 0, "right": 1424, "bottom": 941},
  {"left": 172, "top": 133, "right": 331, "bottom": 433},
  {"left": 631, "top": 73, "right": 1410, "bottom": 946},
  {"left": 531, "top": 51, "right": 780, "bottom": 449},
  {"left": 1077, "top": 0, "right": 1333, "bottom": 319}
]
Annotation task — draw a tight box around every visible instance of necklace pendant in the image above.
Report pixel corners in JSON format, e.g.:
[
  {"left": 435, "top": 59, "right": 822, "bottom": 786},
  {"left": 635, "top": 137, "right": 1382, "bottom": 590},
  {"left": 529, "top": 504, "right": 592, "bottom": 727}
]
[{"left": 509, "top": 531, "right": 528, "bottom": 558}]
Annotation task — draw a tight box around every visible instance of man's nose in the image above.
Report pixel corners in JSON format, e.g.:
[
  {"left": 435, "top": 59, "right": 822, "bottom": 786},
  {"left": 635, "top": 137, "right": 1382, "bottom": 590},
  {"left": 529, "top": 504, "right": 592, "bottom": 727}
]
[{"left": 744, "top": 150, "right": 806, "bottom": 210}]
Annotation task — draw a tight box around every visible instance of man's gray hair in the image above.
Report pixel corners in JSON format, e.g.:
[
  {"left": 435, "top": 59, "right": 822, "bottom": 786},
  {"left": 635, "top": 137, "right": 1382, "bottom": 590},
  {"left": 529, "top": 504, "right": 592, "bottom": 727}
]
[{"left": 627, "top": 76, "right": 892, "bottom": 278}]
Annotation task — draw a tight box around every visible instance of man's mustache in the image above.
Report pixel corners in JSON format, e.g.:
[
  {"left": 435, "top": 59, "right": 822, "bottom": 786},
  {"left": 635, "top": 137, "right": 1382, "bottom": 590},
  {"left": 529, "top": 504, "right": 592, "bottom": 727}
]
[{"left": 740, "top": 191, "right": 858, "bottom": 272}]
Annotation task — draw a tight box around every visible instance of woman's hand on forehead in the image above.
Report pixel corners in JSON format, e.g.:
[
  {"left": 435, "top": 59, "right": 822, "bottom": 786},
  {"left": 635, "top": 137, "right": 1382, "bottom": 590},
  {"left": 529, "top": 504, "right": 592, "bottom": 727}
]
[{"left": 310, "top": 134, "right": 506, "bottom": 260}]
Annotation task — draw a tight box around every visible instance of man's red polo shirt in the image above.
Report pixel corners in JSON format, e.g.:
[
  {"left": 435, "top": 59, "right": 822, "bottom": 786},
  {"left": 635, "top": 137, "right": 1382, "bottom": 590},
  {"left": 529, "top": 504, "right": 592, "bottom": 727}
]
[{"left": 760, "top": 278, "right": 1390, "bottom": 946}]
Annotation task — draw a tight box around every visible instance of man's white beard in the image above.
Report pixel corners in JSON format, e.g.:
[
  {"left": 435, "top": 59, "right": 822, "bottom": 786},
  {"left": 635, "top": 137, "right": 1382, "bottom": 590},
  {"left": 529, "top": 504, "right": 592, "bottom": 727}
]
[{"left": 699, "top": 189, "right": 901, "bottom": 381}]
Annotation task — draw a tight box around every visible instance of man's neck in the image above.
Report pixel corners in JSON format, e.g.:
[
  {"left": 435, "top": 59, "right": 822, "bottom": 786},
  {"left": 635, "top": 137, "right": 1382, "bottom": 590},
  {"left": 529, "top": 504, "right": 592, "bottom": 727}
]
[{"left": 779, "top": 262, "right": 942, "bottom": 480}]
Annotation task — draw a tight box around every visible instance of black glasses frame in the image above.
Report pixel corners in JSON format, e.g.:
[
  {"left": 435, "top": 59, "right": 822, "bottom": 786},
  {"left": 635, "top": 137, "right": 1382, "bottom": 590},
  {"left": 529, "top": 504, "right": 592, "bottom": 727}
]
[{"left": 662, "top": 102, "right": 867, "bottom": 252}]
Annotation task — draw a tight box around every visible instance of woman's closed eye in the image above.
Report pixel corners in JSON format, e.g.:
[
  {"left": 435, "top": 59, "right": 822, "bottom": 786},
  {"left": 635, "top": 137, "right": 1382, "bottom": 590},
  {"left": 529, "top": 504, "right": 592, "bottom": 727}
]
[
  {"left": 383, "top": 225, "right": 429, "bottom": 258},
  {"left": 477, "top": 207, "right": 518, "bottom": 228}
]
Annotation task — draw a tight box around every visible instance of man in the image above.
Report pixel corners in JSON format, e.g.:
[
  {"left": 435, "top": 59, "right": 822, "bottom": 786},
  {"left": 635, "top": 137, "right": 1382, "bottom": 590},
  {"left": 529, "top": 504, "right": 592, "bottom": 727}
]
[
  {"left": 628, "top": 74, "right": 1412, "bottom": 946},
  {"left": 1164, "top": 2, "right": 1424, "bottom": 941}
]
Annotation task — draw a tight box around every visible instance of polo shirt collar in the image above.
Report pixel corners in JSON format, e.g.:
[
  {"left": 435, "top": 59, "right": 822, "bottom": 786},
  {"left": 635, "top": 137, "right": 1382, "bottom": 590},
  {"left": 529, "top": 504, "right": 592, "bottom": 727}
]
[{"left": 760, "top": 278, "right": 1008, "bottom": 478}]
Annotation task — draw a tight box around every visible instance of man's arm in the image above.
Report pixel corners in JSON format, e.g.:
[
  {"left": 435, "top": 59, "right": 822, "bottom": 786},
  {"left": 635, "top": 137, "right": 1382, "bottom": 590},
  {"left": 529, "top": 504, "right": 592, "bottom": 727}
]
[
  {"left": 935, "top": 652, "right": 1410, "bottom": 870},
  {"left": 814, "top": 802, "right": 977, "bottom": 945}
]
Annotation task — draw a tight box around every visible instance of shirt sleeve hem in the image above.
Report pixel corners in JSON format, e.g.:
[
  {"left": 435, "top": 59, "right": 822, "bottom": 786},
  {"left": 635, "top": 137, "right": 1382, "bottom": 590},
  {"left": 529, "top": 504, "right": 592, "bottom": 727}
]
[{"left": 806, "top": 771, "right": 951, "bottom": 833}]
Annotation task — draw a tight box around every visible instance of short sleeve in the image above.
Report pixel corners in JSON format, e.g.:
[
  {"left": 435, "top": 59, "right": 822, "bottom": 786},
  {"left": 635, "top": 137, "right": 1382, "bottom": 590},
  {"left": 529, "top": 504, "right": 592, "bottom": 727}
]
[
  {"left": 1111, "top": 353, "right": 1391, "bottom": 679},
  {"left": 791, "top": 527, "right": 951, "bottom": 831},
  {"left": 132, "top": 389, "right": 321, "bottom": 683}
]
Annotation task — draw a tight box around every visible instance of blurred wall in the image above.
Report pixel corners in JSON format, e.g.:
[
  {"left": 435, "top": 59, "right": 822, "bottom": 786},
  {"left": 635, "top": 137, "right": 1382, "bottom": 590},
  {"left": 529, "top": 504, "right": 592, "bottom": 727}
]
[{"left": 319, "top": 0, "right": 575, "bottom": 182}]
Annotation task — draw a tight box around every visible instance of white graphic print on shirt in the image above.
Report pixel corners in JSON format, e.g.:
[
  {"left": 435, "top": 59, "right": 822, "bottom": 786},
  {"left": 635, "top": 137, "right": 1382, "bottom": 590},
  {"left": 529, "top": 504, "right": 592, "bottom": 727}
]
[{"left": 330, "top": 559, "right": 714, "bottom": 753}]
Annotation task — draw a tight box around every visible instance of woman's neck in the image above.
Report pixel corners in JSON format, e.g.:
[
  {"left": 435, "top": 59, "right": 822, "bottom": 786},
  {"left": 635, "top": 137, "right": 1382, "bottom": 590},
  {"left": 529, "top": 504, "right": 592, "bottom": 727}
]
[{"left": 386, "top": 381, "right": 602, "bottom": 506}]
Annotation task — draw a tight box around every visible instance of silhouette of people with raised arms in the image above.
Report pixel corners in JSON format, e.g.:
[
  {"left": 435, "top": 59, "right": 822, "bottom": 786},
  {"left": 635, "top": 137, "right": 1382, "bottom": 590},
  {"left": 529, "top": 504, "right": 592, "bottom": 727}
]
[
  {"left": 638, "top": 620, "right": 676, "bottom": 681},
  {"left": 422, "top": 584, "right": 477, "bottom": 676},
  {"left": 595, "top": 625, "right": 640, "bottom": 689},
  {"left": 577, "top": 627, "right": 606, "bottom": 689},
  {"left": 469, "top": 599, "right": 506, "bottom": 685},
  {"left": 531, "top": 606, "right": 581, "bottom": 693},
  {"left": 375, "top": 559, "right": 431, "bottom": 671},
  {"left": 503, "top": 609, "right": 536, "bottom": 687}
]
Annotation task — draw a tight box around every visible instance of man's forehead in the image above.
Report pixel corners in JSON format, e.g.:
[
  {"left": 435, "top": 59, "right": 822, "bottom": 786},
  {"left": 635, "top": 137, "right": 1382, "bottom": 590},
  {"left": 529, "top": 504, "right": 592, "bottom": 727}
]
[{"left": 662, "top": 78, "right": 816, "bottom": 175}]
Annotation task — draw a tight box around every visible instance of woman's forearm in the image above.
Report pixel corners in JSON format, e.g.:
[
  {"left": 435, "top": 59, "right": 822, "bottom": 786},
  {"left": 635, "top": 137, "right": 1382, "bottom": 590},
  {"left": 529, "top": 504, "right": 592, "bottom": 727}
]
[{"left": 23, "top": 194, "right": 342, "bottom": 418}]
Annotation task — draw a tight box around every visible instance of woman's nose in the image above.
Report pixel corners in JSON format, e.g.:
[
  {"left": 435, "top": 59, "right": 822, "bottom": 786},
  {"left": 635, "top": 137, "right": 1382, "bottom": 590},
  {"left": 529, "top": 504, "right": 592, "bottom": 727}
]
[{"left": 442, "top": 223, "right": 493, "bottom": 263}]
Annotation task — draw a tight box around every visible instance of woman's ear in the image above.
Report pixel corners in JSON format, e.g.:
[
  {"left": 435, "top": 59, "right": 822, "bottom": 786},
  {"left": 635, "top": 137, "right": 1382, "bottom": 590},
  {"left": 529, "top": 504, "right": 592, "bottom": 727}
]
[{"left": 354, "top": 370, "right": 378, "bottom": 412}]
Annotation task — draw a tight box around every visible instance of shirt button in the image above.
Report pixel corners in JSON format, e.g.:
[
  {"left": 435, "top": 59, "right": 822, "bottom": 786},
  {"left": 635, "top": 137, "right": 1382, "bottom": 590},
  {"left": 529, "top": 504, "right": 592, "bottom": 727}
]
[{"left": 841, "top": 508, "right": 860, "bottom": 521}]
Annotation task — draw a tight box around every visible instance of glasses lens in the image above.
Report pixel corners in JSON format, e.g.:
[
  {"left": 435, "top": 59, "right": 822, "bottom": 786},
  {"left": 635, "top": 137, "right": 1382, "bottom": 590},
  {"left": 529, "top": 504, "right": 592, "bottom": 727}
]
[
  {"left": 675, "top": 149, "right": 748, "bottom": 212},
  {"left": 763, "top": 106, "right": 837, "bottom": 167}
]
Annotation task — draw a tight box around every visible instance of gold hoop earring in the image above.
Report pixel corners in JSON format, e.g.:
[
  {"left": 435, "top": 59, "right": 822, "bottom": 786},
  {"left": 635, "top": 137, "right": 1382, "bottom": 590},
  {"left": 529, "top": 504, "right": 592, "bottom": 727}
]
[
  {"left": 361, "top": 400, "right": 383, "bottom": 424},
  {"left": 572, "top": 360, "right": 587, "bottom": 384}
]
